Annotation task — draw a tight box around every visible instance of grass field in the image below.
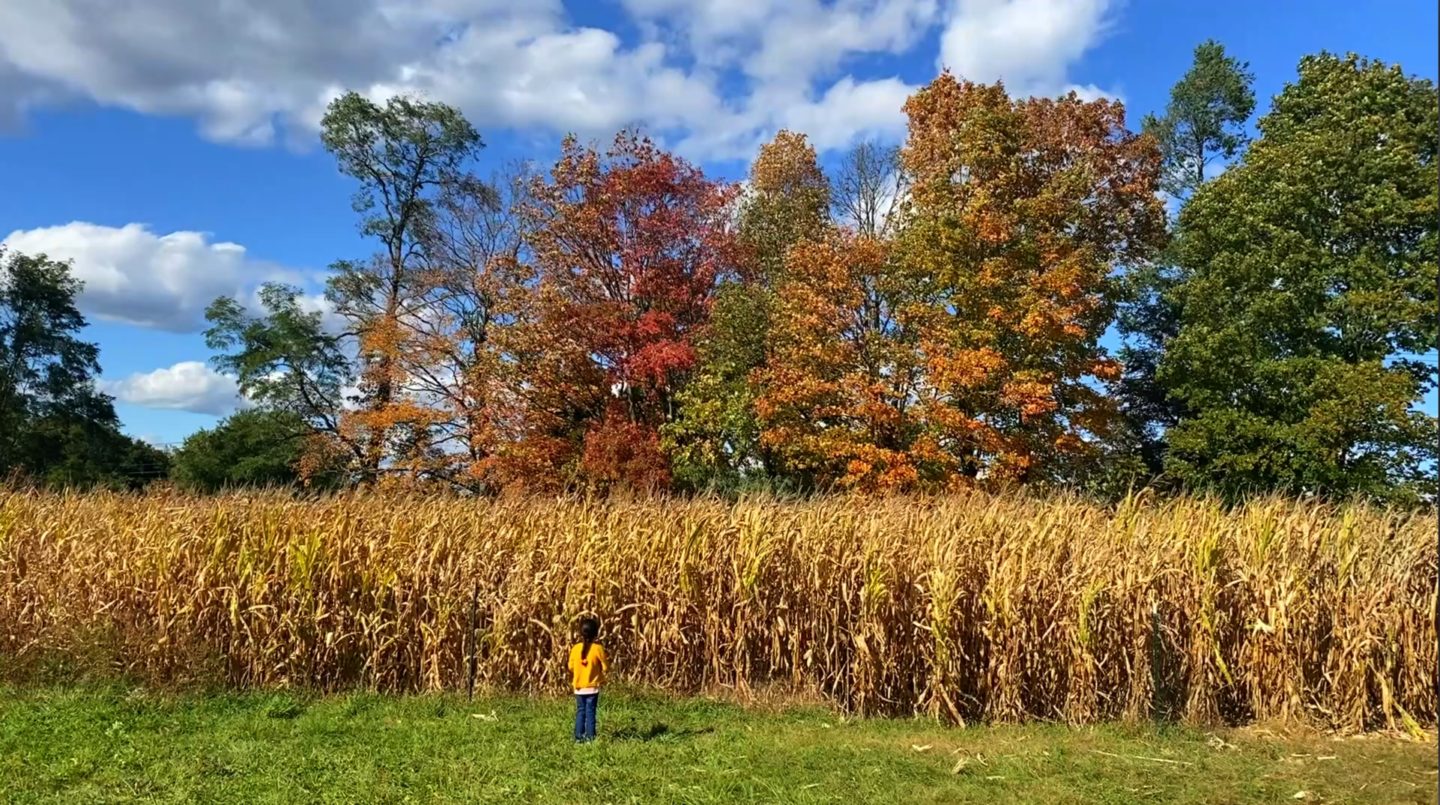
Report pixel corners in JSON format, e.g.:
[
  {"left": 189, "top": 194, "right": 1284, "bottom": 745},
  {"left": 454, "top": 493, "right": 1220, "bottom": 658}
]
[{"left": 0, "top": 687, "right": 1433, "bottom": 804}]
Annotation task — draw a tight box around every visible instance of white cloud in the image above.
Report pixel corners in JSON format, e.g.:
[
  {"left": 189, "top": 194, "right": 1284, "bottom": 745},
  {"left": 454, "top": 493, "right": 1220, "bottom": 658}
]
[
  {"left": 622, "top": 0, "right": 938, "bottom": 86},
  {"left": 0, "top": 0, "right": 1119, "bottom": 161},
  {"left": 937, "top": 0, "right": 1115, "bottom": 97},
  {"left": 779, "top": 77, "right": 916, "bottom": 152},
  {"left": 0, "top": 0, "right": 724, "bottom": 149},
  {"left": 1, "top": 222, "right": 305, "bottom": 332},
  {"left": 102, "top": 361, "right": 245, "bottom": 416},
  {"left": 623, "top": 0, "right": 939, "bottom": 157}
]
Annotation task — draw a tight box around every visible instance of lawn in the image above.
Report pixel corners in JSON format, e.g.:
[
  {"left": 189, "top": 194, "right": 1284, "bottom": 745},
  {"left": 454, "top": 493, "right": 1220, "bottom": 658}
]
[{"left": 0, "top": 687, "right": 1434, "bottom": 804}]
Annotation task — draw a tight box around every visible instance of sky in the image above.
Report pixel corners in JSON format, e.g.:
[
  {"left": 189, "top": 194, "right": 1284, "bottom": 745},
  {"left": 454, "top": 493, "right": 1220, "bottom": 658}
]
[{"left": 0, "top": 0, "right": 1435, "bottom": 447}]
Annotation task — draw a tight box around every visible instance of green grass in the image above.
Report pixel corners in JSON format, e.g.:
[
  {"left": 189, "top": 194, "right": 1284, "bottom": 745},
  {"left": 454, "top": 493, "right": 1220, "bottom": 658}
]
[{"left": 0, "top": 687, "right": 1434, "bottom": 804}]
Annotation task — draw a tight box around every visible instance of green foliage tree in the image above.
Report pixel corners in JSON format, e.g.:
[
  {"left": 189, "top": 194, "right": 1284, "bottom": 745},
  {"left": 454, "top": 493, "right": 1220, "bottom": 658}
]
[
  {"left": 1120, "top": 40, "right": 1256, "bottom": 477},
  {"left": 171, "top": 408, "right": 339, "bottom": 492},
  {"left": 204, "top": 283, "right": 358, "bottom": 474},
  {"left": 663, "top": 281, "right": 773, "bottom": 490},
  {"left": 16, "top": 413, "right": 170, "bottom": 490},
  {"left": 1143, "top": 40, "right": 1257, "bottom": 198},
  {"left": 1159, "top": 53, "right": 1437, "bottom": 503},
  {"left": 0, "top": 249, "right": 167, "bottom": 489}
]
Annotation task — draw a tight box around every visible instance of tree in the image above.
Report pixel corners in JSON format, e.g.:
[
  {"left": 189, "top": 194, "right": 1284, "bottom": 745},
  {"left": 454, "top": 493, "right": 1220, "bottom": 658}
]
[
  {"left": 899, "top": 75, "right": 1166, "bottom": 486},
  {"left": 320, "top": 92, "right": 488, "bottom": 484},
  {"left": 736, "top": 130, "right": 831, "bottom": 286},
  {"left": 0, "top": 250, "right": 105, "bottom": 441},
  {"left": 755, "top": 231, "right": 933, "bottom": 491},
  {"left": 1159, "top": 53, "right": 1438, "bottom": 503},
  {"left": 205, "top": 284, "right": 358, "bottom": 480},
  {"left": 1143, "top": 40, "right": 1256, "bottom": 198},
  {"left": 1121, "top": 40, "right": 1256, "bottom": 475},
  {"left": 15, "top": 414, "right": 170, "bottom": 490},
  {"left": 832, "top": 140, "right": 907, "bottom": 239},
  {"left": 206, "top": 94, "right": 492, "bottom": 488},
  {"left": 662, "top": 130, "right": 828, "bottom": 490},
  {"left": 518, "top": 132, "right": 741, "bottom": 491},
  {"left": 0, "top": 249, "right": 167, "bottom": 489},
  {"left": 661, "top": 281, "right": 773, "bottom": 490},
  {"left": 170, "top": 408, "right": 341, "bottom": 492},
  {"left": 409, "top": 163, "right": 538, "bottom": 490}
]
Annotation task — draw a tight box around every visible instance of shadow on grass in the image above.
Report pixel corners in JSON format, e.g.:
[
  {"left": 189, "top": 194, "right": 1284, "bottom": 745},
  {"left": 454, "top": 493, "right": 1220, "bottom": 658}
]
[{"left": 609, "top": 722, "right": 716, "bottom": 742}]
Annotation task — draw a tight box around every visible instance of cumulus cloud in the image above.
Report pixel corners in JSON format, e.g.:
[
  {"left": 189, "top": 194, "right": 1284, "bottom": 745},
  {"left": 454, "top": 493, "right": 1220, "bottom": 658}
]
[
  {"left": 101, "top": 361, "right": 246, "bottom": 416},
  {"left": 0, "top": 0, "right": 1117, "bottom": 160},
  {"left": 0, "top": 0, "right": 725, "bottom": 148},
  {"left": 627, "top": 1, "right": 940, "bottom": 158},
  {"left": 622, "top": 0, "right": 939, "bottom": 86},
  {"left": 937, "top": 0, "right": 1115, "bottom": 97},
  {"left": 779, "top": 77, "right": 916, "bottom": 151},
  {"left": 1, "top": 222, "right": 308, "bottom": 332}
]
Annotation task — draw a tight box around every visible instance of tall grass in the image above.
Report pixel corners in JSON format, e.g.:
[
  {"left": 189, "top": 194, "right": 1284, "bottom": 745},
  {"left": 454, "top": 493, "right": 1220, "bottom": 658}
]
[{"left": 0, "top": 488, "right": 1432, "bottom": 732}]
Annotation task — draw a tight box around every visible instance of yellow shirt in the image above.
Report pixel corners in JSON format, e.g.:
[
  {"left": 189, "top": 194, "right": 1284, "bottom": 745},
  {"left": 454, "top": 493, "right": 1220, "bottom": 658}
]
[{"left": 568, "top": 642, "right": 607, "bottom": 691}]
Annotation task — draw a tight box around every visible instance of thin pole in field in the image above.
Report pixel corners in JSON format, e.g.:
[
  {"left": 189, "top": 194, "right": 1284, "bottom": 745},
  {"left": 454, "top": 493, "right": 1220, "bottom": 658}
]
[{"left": 467, "top": 580, "right": 479, "bottom": 702}]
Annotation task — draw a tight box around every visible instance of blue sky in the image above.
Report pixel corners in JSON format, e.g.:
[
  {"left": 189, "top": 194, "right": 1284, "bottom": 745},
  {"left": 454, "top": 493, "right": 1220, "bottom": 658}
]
[{"left": 0, "top": 0, "right": 1435, "bottom": 446}]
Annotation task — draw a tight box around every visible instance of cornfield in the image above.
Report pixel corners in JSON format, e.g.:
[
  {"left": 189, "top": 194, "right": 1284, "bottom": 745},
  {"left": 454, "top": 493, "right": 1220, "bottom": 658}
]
[{"left": 0, "top": 488, "right": 1433, "bottom": 733}]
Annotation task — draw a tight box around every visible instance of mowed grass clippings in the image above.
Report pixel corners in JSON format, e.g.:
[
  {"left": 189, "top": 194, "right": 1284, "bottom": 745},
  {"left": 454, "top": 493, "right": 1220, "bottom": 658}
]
[
  {"left": 0, "top": 687, "right": 1435, "bottom": 804},
  {"left": 0, "top": 489, "right": 1433, "bottom": 732}
]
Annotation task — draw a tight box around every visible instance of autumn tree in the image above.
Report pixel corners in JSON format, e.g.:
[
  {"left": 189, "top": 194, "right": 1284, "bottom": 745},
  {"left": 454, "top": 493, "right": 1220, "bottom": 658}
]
[
  {"left": 736, "top": 130, "right": 832, "bottom": 286},
  {"left": 518, "top": 132, "right": 740, "bottom": 491},
  {"left": 755, "top": 231, "right": 935, "bottom": 491},
  {"left": 1159, "top": 53, "right": 1437, "bottom": 503},
  {"left": 205, "top": 94, "right": 491, "bottom": 487},
  {"left": 320, "top": 92, "right": 488, "bottom": 485},
  {"left": 1120, "top": 40, "right": 1255, "bottom": 476},
  {"left": 663, "top": 130, "right": 828, "bottom": 490},
  {"left": 899, "top": 75, "right": 1166, "bottom": 486},
  {"left": 406, "top": 164, "right": 538, "bottom": 490}
]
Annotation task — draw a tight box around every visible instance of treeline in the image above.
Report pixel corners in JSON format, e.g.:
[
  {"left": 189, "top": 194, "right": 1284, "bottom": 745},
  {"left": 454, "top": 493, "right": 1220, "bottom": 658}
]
[
  {"left": 0, "top": 251, "right": 171, "bottom": 489},
  {"left": 4, "top": 45, "right": 1434, "bottom": 502}
]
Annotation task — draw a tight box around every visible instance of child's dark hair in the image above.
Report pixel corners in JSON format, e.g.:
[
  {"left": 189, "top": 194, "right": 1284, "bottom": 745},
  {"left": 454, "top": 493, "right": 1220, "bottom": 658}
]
[{"left": 579, "top": 617, "right": 600, "bottom": 661}]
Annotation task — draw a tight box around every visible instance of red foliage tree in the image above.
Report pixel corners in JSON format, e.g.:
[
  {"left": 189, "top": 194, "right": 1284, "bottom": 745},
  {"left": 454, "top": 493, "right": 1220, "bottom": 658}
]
[{"left": 518, "top": 132, "right": 742, "bottom": 490}]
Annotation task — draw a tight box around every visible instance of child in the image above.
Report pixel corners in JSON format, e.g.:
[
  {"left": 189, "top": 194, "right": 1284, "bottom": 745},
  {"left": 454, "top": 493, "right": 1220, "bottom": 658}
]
[{"left": 568, "top": 617, "right": 607, "bottom": 743}]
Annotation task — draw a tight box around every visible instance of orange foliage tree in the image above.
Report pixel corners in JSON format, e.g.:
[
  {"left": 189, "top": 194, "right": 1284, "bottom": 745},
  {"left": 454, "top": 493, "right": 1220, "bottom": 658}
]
[
  {"left": 319, "top": 92, "right": 488, "bottom": 486},
  {"left": 663, "top": 130, "right": 830, "bottom": 489},
  {"left": 411, "top": 166, "right": 540, "bottom": 490},
  {"left": 755, "top": 231, "right": 937, "bottom": 491},
  {"left": 898, "top": 75, "right": 1166, "bottom": 485}
]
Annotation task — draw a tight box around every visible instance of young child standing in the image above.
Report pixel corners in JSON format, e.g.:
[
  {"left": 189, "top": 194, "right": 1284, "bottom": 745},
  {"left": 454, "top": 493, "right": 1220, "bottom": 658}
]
[{"left": 568, "top": 617, "right": 607, "bottom": 743}]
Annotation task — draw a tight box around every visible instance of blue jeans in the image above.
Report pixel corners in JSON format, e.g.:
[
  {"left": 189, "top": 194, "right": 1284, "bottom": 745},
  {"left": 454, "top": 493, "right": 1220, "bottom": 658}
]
[{"left": 574, "top": 693, "right": 599, "bottom": 742}]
